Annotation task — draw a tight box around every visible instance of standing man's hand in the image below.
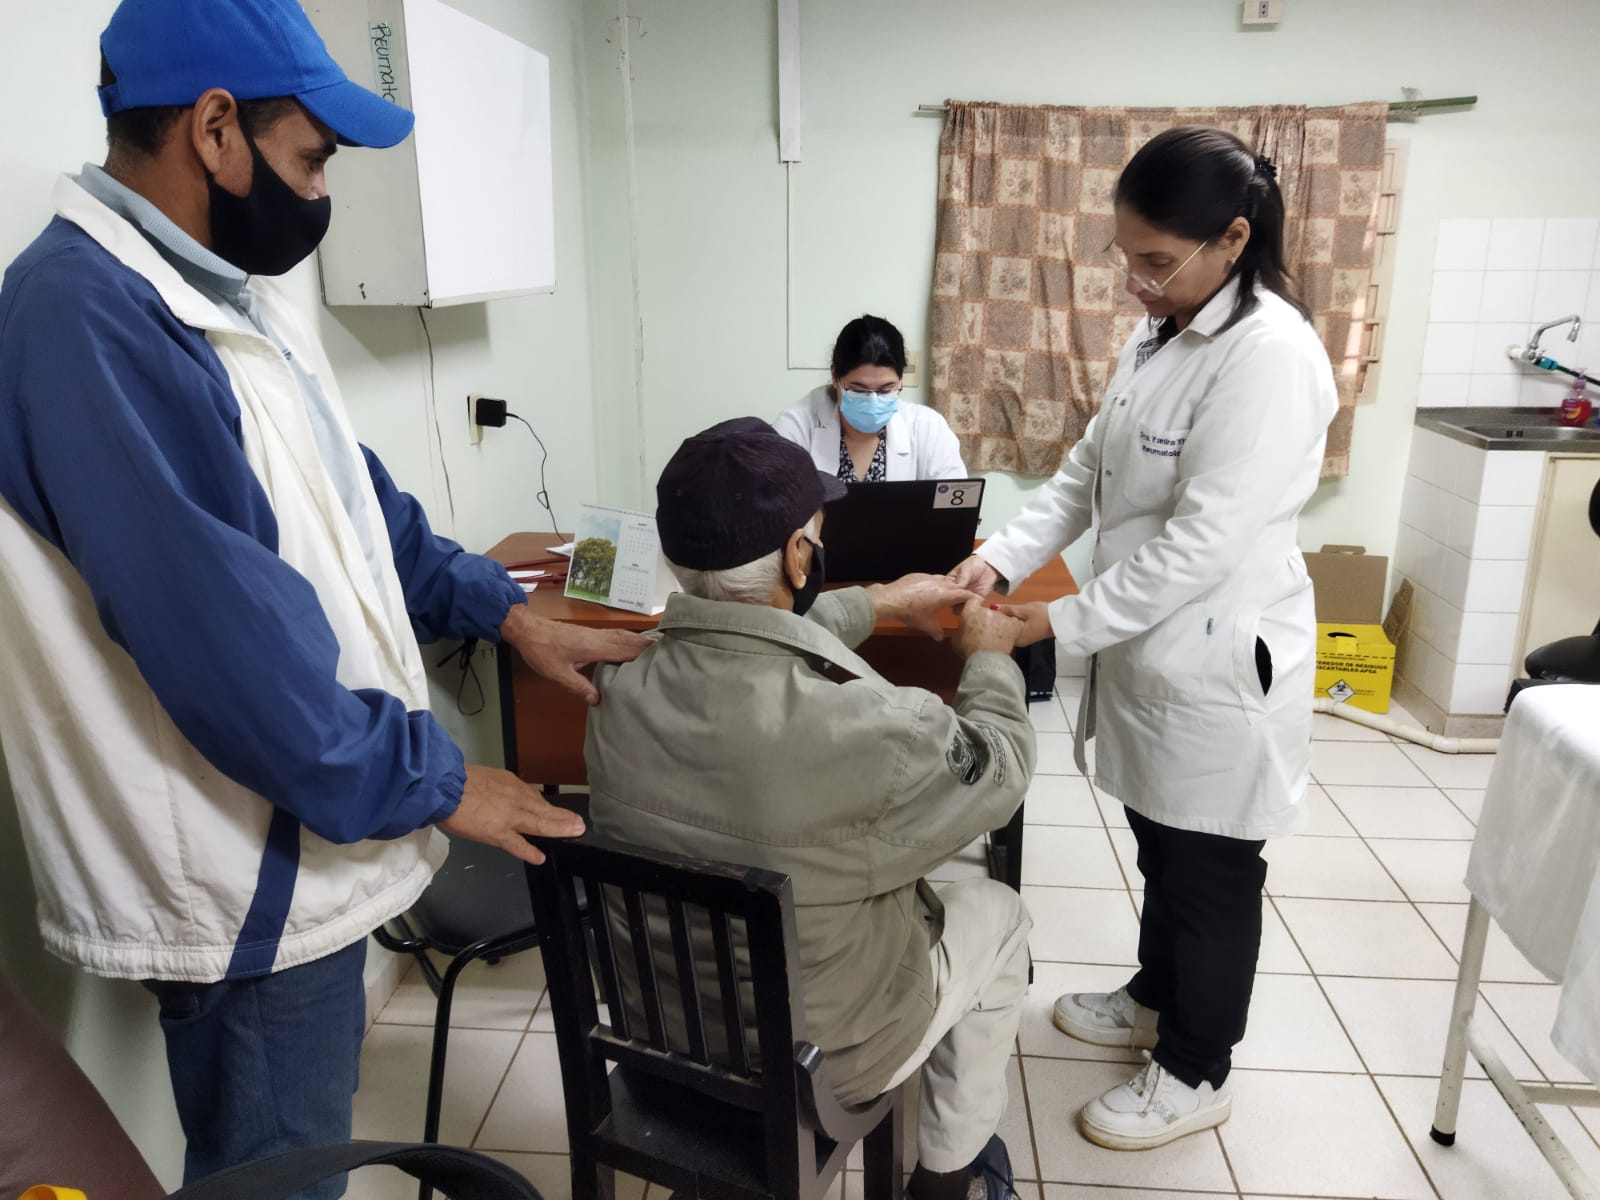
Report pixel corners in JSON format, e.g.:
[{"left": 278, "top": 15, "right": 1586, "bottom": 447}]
[
  {"left": 866, "top": 574, "right": 977, "bottom": 641},
  {"left": 955, "top": 602, "right": 1026, "bottom": 658},
  {"left": 947, "top": 554, "right": 1002, "bottom": 599},
  {"left": 440, "top": 765, "right": 586, "bottom": 865},
  {"left": 500, "top": 604, "right": 650, "bottom": 705}
]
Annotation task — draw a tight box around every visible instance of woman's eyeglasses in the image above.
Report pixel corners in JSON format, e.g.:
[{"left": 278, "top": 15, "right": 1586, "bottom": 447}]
[{"left": 1105, "top": 241, "right": 1206, "bottom": 298}]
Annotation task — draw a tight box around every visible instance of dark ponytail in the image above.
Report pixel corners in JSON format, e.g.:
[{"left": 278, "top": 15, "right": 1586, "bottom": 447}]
[
  {"left": 1113, "top": 126, "right": 1309, "bottom": 331},
  {"left": 830, "top": 315, "right": 907, "bottom": 379}
]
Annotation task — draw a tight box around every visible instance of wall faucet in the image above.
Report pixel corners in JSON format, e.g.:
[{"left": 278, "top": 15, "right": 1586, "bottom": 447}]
[{"left": 1511, "top": 314, "right": 1583, "bottom": 364}]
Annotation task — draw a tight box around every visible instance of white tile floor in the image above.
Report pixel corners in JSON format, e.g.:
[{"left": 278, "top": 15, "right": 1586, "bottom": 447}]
[{"left": 350, "top": 678, "right": 1600, "bottom": 1200}]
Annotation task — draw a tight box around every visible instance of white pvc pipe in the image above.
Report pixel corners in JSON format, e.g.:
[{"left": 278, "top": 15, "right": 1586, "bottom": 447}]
[{"left": 1312, "top": 699, "right": 1499, "bottom": 755}]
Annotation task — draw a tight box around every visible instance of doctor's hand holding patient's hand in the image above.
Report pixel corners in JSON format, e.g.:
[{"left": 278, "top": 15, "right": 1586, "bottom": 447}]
[
  {"left": 867, "top": 574, "right": 977, "bottom": 641},
  {"left": 947, "top": 554, "right": 1001, "bottom": 599},
  {"left": 996, "top": 601, "right": 1055, "bottom": 648},
  {"left": 500, "top": 602, "right": 650, "bottom": 705},
  {"left": 441, "top": 766, "right": 586, "bottom": 866}
]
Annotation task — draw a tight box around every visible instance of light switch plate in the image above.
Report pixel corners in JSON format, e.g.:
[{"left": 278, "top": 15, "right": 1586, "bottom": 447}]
[{"left": 1242, "top": 0, "right": 1284, "bottom": 24}]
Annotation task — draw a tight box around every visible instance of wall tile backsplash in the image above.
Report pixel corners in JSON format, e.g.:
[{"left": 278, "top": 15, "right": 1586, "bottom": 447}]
[
  {"left": 1421, "top": 217, "right": 1600, "bottom": 408},
  {"left": 1394, "top": 428, "right": 1547, "bottom": 716}
]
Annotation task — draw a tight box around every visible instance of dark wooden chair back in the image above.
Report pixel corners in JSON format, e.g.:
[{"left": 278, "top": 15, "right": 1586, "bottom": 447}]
[{"left": 528, "top": 832, "right": 903, "bottom": 1200}]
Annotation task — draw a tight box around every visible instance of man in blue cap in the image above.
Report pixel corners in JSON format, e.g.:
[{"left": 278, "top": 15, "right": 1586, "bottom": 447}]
[{"left": 0, "top": 0, "right": 644, "bottom": 1192}]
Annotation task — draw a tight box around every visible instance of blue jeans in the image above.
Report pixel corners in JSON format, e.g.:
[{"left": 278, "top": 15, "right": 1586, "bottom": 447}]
[{"left": 142, "top": 939, "right": 367, "bottom": 1199}]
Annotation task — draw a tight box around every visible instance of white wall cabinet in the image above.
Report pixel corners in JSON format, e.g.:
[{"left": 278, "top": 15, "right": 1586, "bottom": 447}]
[{"left": 307, "top": 0, "right": 555, "bottom": 307}]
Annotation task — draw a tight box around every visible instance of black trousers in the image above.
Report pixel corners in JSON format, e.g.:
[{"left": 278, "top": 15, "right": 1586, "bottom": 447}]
[{"left": 1123, "top": 807, "right": 1267, "bottom": 1090}]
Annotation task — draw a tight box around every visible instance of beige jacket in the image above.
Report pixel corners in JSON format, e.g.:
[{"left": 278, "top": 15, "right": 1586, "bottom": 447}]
[{"left": 584, "top": 587, "right": 1034, "bottom": 1103}]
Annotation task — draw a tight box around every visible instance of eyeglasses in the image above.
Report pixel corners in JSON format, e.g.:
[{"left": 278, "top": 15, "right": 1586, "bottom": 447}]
[{"left": 1105, "top": 241, "right": 1207, "bottom": 299}]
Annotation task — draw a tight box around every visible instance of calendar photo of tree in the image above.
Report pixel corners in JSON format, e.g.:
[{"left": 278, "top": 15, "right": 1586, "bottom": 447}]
[{"left": 567, "top": 528, "right": 620, "bottom": 603}]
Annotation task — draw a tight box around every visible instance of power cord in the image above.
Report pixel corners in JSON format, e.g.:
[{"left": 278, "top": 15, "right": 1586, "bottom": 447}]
[
  {"left": 506, "top": 411, "right": 561, "bottom": 535},
  {"left": 434, "top": 639, "right": 485, "bottom": 717},
  {"left": 416, "top": 309, "right": 457, "bottom": 531}
]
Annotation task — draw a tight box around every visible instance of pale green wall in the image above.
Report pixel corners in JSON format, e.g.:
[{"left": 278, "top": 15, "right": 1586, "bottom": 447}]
[
  {"left": 578, "top": 0, "right": 1600, "bottom": 582},
  {"left": 0, "top": 0, "right": 597, "bottom": 1185},
  {"left": 5, "top": 0, "right": 1600, "bottom": 1186}
]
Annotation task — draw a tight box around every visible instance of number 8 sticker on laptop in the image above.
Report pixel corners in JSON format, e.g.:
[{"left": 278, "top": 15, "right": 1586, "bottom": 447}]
[{"left": 932, "top": 481, "right": 983, "bottom": 510}]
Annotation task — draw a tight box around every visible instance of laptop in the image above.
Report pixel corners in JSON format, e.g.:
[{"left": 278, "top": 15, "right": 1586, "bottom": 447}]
[{"left": 822, "top": 479, "right": 985, "bottom": 583}]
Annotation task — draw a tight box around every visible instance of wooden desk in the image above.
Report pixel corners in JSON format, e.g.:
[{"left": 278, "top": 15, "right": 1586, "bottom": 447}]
[{"left": 488, "top": 532, "right": 1078, "bottom": 888}]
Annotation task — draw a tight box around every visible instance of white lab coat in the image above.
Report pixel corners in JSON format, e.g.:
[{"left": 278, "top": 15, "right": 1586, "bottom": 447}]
[
  {"left": 978, "top": 280, "right": 1338, "bottom": 840},
  {"left": 773, "top": 386, "right": 969, "bottom": 481}
]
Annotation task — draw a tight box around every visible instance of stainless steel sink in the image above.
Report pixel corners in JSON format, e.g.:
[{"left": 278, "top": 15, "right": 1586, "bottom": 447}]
[
  {"left": 1416, "top": 407, "right": 1600, "bottom": 452},
  {"left": 1461, "top": 424, "right": 1600, "bottom": 442}
]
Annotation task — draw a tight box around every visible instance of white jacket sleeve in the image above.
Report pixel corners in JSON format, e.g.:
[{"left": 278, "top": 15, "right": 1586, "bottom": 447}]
[
  {"left": 771, "top": 404, "right": 812, "bottom": 451},
  {"left": 922, "top": 410, "right": 970, "bottom": 480},
  {"left": 1047, "top": 332, "right": 1335, "bottom": 657},
  {"left": 973, "top": 413, "right": 1103, "bottom": 589}
]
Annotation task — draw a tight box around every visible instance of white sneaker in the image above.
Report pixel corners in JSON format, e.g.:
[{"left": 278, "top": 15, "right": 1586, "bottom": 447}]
[
  {"left": 1052, "top": 986, "right": 1158, "bottom": 1050},
  {"left": 1079, "top": 1061, "right": 1232, "bottom": 1150}
]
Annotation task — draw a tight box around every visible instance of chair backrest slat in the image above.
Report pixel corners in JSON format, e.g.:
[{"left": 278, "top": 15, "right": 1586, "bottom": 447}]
[
  {"left": 584, "top": 877, "right": 631, "bottom": 1042},
  {"left": 666, "top": 898, "right": 710, "bottom": 1064},
  {"left": 622, "top": 886, "right": 669, "bottom": 1051},
  {"left": 710, "top": 907, "right": 750, "bottom": 1076}
]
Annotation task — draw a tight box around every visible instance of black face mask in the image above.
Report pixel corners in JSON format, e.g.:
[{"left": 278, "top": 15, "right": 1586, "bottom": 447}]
[
  {"left": 207, "top": 131, "right": 332, "bottom": 276},
  {"left": 791, "top": 538, "right": 825, "bottom": 617}
]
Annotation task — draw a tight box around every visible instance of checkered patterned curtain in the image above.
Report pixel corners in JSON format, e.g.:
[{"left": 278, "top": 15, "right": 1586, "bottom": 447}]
[{"left": 927, "top": 102, "right": 1388, "bottom": 480}]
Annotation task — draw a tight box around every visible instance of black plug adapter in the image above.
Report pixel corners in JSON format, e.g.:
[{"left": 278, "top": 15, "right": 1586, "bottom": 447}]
[{"left": 473, "top": 396, "right": 509, "bottom": 428}]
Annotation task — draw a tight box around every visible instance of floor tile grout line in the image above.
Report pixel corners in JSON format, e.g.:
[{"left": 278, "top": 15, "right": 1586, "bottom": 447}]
[
  {"left": 1012, "top": 1049, "right": 1048, "bottom": 1191},
  {"left": 468, "top": 1028, "right": 533, "bottom": 1152},
  {"left": 1323, "top": 786, "right": 1560, "bottom": 1089},
  {"left": 1262, "top": 885, "right": 1445, "bottom": 1200},
  {"left": 1207, "top": 1124, "right": 1246, "bottom": 1200}
]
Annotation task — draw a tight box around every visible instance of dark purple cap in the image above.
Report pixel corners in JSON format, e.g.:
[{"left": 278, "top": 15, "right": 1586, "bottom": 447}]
[{"left": 656, "top": 418, "right": 848, "bottom": 571}]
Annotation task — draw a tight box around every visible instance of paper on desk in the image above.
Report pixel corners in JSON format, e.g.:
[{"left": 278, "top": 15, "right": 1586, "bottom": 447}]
[
  {"left": 520, "top": 582, "right": 538, "bottom": 592},
  {"left": 549, "top": 542, "right": 575, "bottom": 558}
]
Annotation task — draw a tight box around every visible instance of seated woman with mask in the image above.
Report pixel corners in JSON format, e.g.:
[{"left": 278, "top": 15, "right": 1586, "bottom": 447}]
[{"left": 775, "top": 315, "right": 968, "bottom": 482}]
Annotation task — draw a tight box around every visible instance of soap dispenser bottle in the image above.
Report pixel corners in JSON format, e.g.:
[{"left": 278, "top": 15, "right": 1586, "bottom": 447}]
[{"left": 1559, "top": 374, "right": 1592, "bottom": 426}]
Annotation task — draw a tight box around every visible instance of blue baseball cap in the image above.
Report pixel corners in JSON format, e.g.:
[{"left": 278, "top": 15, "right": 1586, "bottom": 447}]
[{"left": 99, "top": 0, "right": 415, "bottom": 149}]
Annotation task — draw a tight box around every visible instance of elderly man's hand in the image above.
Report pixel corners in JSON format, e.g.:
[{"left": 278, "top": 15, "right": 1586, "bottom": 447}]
[
  {"left": 867, "top": 574, "right": 977, "bottom": 641},
  {"left": 954, "top": 601, "right": 1026, "bottom": 658},
  {"left": 995, "top": 600, "right": 1055, "bottom": 648},
  {"left": 500, "top": 604, "right": 650, "bottom": 705},
  {"left": 440, "top": 766, "right": 585, "bottom": 866}
]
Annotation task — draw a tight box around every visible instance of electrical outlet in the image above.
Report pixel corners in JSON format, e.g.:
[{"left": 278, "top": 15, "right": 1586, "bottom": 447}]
[
  {"left": 467, "top": 395, "right": 484, "bottom": 445},
  {"left": 1242, "top": 0, "right": 1283, "bottom": 24},
  {"left": 903, "top": 350, "right": 921, "bottom": 389}
]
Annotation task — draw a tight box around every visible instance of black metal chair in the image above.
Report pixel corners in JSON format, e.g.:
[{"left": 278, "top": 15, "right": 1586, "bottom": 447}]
[
  {"left": 372, "top": 835, "right": 544, "bottom": 1153},
  {"left": 166, "top": 1143, "right": 543, "bottom": 1199},
  {"left": 527, "top": 831, "right": 904, "bottom": 1200},
  {"left": 1523, "top": 475, "right": 1600, "bottom": 686}
]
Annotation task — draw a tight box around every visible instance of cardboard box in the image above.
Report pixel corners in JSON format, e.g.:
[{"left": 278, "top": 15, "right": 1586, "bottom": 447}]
[{"left": 1303, "top": 544, "right": 1395, "bottom": 713}]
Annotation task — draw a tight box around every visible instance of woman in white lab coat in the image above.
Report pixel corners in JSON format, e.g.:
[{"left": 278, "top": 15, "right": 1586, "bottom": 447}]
[
  {"left": 950, "top": 128, "right": 1338, "bottom": 1151},
  {"left": 774, "top": 315, "right": 968, "bottom": 482}
]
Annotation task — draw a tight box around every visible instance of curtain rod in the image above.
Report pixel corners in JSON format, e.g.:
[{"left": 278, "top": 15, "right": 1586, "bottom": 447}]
[{"left": 915, "top": 96, "right": 1477, "bottom": 117}]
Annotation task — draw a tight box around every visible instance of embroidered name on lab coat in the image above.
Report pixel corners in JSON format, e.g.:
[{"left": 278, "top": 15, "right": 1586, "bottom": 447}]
[{"left": 1138, "top": 430, "right": 1186, "bottom": 458}]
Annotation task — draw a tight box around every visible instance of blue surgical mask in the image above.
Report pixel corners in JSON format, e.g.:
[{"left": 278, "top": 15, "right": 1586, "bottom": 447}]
[{"left": 839, "top": 389, "right": 900, "bottom": 435}]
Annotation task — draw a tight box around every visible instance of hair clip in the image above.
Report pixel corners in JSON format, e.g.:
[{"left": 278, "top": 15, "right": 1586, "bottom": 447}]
[{"left": 1254, "top": 154, "right": 1278, "bottom": 181}]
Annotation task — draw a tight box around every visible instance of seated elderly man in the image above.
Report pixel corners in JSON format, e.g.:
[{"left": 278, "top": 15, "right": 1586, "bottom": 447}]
[{"left": 586, "top": 418, "right": 1037, "bottom": 1200}]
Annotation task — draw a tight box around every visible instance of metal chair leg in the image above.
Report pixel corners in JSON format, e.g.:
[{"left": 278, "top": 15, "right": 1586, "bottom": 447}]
[{"left": 418, "top": 927, "right": 544, "bottom": 1200}]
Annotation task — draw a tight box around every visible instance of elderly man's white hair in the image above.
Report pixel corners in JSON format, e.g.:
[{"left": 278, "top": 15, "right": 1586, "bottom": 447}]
[{"left": 668, "top": 516, "right": 820, "bottom": 605}]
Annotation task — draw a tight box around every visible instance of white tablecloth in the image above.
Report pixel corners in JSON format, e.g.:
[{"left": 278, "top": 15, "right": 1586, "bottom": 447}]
[{"left": 1466, "top": 684, "right": 1600, "bottom": 1087}]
